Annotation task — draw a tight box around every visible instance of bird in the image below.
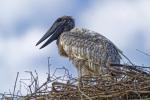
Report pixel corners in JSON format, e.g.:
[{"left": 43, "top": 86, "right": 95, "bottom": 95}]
[{"left": 36, "top": 16, "right": 121, "bottom": 78}]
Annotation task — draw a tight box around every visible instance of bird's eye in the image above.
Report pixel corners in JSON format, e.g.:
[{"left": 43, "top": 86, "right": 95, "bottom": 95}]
[{"left": 57, "top": 18, "right": 62, "bottom": 22}]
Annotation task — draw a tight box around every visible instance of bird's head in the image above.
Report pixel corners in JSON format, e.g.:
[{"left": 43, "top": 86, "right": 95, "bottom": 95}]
[{"left": 36, "top": 16, "right": 75, "bottom": 49}]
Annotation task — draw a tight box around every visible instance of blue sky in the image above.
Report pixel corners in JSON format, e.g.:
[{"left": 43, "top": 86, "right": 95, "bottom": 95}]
[{"left": 0, "top": 0, "right": 150, "bottom": 93}]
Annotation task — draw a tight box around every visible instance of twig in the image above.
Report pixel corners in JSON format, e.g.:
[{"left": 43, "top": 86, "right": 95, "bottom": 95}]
[
  {"left": 119, "top": 51, "right": 134, "bottom": 66},
  {"left": 12, "top": 72, "right": 19, "bottom": 98},
  {"left": 110, "top": 63, "right": 150, "bottom": 76},
  {"left": 77, "top": 78, "right": 92, "bottom": 100},
  {"left": 47, "top": 57, "right": 51, "bottom": 81},
  {"left": 136, "top": 49, "right": 150, "bottom": 57}
]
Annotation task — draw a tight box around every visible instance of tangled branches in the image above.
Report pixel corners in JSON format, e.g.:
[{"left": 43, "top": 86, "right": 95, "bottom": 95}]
[
  {"left": 1, "top": 57, "right": 150, "bottom": 100},
  {"left": 49, "top": 63, "right": 150, "bottom": 100}
]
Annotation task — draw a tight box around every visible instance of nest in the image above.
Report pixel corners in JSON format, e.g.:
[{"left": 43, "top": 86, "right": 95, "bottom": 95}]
[
  {"left": 49, "top": 64, "right": 150, "bottom": 100},
  {"left": 1, "top": 63, "right": 150, "bottom": 100}
]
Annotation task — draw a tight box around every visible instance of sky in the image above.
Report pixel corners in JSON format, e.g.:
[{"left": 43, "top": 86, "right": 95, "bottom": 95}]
[{"left": 0, "top": 0, "right": 150, "bottom": 94}]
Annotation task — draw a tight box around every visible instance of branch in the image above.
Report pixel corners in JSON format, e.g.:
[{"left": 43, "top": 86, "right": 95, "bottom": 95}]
[
  {"left": 136, "top": 49, "right": 150, "bottom": 58},
  {"left": 12, "top": 72, "right": 19, "bottom": 98},
  {"left": 110, "top": 63, "right": 150, "bottom": 76}
]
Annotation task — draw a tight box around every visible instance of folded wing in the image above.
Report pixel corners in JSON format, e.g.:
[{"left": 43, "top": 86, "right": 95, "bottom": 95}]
[{"left": 58, "top": 28, "right": 121, "bottom": 76}]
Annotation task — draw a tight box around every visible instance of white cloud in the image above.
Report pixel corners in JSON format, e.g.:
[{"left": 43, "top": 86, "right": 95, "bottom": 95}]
[
  {"left": 0, "top": 27, "right": 56, "bottom": 92},
  {"left": 1, "top": 28, "right": 45, "bottom": 66}
]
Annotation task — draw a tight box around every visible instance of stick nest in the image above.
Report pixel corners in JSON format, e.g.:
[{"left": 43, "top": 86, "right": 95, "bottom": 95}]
[
  {"left": 49, "top": 64, "right": 150, "bottom": 100},
  {"left": 1, "top": 64, "right": 150, "bottom": 100}
]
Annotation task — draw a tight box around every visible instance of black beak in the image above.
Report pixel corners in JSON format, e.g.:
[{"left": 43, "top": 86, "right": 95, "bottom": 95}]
[{"left": 36, "top": 21, "right": 66, "bottom": 49}]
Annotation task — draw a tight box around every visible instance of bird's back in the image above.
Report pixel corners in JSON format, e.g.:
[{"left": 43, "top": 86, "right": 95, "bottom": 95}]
[{"left": 58, "top": 28, "right": 121, "bottom": 76}]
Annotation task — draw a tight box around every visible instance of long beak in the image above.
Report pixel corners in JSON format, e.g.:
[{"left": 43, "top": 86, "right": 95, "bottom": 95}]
[{"left": 36, "top": 21, "right": 65, "bottom": 49}]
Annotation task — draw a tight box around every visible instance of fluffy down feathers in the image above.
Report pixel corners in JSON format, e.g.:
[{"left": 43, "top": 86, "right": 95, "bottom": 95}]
[{"left": 57, "top": 28, "right": 121, "bottom": 77}]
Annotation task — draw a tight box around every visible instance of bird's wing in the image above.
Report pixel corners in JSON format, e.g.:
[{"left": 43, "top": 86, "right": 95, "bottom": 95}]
[{"left": 59, "top": 28, "right": 121, "bottom": 68}]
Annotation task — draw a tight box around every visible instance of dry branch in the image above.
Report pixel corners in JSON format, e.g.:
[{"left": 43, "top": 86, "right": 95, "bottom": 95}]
[{"left": 1, "top": 58, "right": 150, "bottom": 100}]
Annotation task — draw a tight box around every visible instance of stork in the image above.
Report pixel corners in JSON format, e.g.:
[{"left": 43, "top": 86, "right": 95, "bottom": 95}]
[{"left": 36, "top": 16, "right": 121, "bottom": 78}]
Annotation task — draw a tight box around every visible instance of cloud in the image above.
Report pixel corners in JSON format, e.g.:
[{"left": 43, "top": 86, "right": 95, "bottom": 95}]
[
  {"left": 0, "top": 27, "right": 53, "bottom": 92},
  {"left": 1, "top": 28, "right": 43, "bottom": 66}
]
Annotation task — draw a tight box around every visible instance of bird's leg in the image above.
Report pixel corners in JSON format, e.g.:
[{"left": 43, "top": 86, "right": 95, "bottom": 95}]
[{"left": 72, "top": 58, "right": 93, "bottom": 77}]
